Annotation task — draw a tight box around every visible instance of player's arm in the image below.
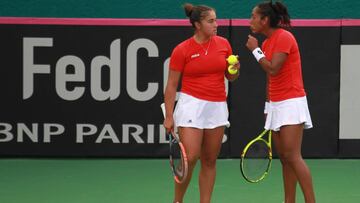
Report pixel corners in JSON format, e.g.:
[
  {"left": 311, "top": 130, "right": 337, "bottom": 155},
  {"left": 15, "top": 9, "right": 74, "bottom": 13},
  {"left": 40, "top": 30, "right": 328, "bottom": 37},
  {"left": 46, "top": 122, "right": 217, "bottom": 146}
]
[
  {"left": 163, "top": 69, "right": 181, "bottom": 132},
  {"left": 246, "top": 35, "right": 287, "bottom": 76},
  {"left": 258, "top": 52, "right": 287, "bottom": 76}
]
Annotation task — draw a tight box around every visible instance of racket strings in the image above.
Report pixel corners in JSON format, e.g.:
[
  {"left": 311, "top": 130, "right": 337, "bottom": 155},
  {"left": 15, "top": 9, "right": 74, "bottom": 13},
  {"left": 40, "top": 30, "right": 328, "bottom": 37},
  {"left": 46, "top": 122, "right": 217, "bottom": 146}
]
[
  {"left": 242, "top": 140, "right": 271, "bottom": 182},
  {"left": 170, "top": 138, "right": 185, "bottom": 180}
]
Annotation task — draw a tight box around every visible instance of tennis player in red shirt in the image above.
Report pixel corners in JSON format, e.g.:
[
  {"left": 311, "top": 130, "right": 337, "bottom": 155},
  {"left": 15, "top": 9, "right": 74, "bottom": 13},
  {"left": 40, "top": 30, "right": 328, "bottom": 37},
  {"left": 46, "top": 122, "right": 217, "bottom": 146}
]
[
  {"left": 246, "top": 1, "right": 315, "bottom": 203},
  {"left": 163, "top": 3, "right": 239, "bottom": 203}
]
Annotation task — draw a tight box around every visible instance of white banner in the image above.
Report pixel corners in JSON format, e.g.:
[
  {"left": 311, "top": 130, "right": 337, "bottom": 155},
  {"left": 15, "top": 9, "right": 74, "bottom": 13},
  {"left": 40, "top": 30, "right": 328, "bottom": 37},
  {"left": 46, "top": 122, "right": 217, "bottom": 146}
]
[{"left": 340, "top": 45, "right": 360, "bottom": 139}]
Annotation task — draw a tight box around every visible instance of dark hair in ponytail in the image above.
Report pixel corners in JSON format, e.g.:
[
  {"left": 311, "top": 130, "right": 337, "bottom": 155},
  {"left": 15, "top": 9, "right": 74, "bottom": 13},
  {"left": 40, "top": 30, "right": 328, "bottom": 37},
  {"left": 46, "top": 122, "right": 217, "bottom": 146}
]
[
  {"left": 257, "top": 0, "right": 291, "bottom": 29},
  {"left": 183, "top": 3, "right": 214, "bottom": 28}
]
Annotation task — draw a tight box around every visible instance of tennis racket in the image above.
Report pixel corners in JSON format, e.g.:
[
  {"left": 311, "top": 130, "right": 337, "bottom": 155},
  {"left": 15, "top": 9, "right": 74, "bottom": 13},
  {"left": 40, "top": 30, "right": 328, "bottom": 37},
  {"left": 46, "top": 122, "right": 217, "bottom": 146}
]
[
  {"left": 160, "top": 103, "right": 188, "bottom": 184},
  {"left": 240, "top": 129, "right": 272, "bottom": 183}
]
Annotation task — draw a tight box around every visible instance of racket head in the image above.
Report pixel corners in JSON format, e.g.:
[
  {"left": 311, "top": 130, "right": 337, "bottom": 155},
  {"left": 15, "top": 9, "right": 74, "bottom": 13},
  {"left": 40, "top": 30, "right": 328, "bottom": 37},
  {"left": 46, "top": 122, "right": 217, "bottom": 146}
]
[
  {"left": 168, "top": 131, "right": 188, "bottom": 184},
  {"left": 240, "top": 130, "right": 272, "bottom": 183}
]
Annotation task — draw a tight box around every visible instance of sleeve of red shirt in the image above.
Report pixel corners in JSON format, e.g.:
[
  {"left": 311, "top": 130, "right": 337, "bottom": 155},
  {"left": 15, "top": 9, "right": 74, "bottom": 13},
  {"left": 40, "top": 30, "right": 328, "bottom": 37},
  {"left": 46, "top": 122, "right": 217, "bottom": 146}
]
[
  {"left": 274, "top": 31, "right": 293, "bottom": 54},
  {"left": 169, "top": 44, "right": 185, "bottom": 72},
  {"left": 217, "top": 36, "right": 233, "bottom": 57},
  {"left": 225, "top": 39, "right": 233, "bottom": 57}
]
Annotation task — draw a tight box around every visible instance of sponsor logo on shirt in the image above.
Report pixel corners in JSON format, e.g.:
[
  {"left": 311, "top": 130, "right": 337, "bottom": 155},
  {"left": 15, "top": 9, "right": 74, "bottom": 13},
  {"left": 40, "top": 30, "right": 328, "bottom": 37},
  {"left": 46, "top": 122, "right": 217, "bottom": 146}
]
[{"left": 191, "top": 53, "right": 200, "bottom": 59}]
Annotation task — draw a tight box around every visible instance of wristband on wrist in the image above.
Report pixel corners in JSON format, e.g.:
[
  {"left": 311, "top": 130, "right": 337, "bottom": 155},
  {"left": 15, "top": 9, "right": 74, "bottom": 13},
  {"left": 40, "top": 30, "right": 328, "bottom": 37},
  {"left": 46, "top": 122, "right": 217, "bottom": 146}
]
[{"left": 252, "top": 47, "right": 266, "bottom": 62}]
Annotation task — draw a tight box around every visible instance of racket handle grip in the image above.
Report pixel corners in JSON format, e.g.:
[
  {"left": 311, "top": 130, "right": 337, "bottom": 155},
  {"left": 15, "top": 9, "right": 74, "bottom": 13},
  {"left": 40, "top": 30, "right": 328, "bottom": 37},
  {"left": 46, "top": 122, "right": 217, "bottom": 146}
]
[{"left": 160, "top": 103, "right": 166, "bottom": 118}]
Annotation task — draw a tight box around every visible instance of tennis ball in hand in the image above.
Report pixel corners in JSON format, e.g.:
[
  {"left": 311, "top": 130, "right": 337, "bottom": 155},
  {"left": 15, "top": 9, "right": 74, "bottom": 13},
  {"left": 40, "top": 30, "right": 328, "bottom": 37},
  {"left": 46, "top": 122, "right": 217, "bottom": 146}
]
[
  {"left": 226, "top": 55, "right": 239, "bottom": 65},
  {"left": 228, "top": 65, "right": 238, "bottom": 74}
]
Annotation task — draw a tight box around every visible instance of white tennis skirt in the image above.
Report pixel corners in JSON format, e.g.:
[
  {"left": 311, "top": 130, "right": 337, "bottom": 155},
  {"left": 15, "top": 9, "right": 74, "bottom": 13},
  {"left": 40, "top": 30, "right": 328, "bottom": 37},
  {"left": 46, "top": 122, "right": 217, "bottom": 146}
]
[
  {"left": 264, "top": 96, "right": 313, "bottom": 131},
  {"left": 174, "top": 93, "right": 230, "bottom": 129}
]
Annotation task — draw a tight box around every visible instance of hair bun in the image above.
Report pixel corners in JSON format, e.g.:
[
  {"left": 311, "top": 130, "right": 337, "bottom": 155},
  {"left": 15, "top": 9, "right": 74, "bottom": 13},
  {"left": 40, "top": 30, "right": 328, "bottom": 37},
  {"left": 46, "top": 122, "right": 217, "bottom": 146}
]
[{"left": 183, "top": 3, "right": 194, "bottom": 17}]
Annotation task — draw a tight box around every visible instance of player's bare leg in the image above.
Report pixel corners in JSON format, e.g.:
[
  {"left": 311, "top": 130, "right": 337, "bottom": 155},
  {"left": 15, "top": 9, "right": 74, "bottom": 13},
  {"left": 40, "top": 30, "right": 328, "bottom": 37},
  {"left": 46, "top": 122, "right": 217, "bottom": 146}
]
[
  {"left": 273, "top": 130, "right": 298, "bottom": 203},
  {"left": 199, "top": 126, "right": 225, "bottom": 203},
  {"left": 279, "top": 125, "right": 316, "bottom": 203},
  {"left": 173, "top": 127, "right": 203, "bottom": 203}
]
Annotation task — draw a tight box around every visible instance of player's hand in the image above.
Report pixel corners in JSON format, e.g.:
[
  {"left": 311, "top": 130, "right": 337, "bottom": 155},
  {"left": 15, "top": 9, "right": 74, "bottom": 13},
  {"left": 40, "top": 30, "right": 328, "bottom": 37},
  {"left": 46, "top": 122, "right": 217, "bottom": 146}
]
[
  {"left": 246, "top": 35, "right": 259, "bottom": 51},
  {"left": 232, "top": 61, "right": 240, "bottom": 72},
  {"left": 163, "top": 117, "right": 174, "bottom": 133},
  {"left": 234, "top": 61, "right": 240, "bottom": 71}
]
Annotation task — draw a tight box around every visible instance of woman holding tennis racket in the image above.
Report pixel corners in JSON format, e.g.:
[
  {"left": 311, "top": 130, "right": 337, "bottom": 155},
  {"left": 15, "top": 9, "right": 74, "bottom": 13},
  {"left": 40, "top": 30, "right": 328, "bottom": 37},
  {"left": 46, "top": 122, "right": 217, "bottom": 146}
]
[
  {"left": 163, "top": 3, "right": 239, "bottom": 203},
  {"left": 246, "top": 1, "right": 315, "bottom": 203}
]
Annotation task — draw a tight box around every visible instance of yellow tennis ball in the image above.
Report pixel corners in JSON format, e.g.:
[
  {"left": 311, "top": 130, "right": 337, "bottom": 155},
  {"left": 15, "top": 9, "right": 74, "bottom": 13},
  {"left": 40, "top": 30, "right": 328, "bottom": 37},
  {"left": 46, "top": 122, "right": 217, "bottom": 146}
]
[
  {"left": 227, "top": 55, "right": 238, "bottom": 65},
  {"left": 228, "top": 65, "right": 238, "bottom": 74}
]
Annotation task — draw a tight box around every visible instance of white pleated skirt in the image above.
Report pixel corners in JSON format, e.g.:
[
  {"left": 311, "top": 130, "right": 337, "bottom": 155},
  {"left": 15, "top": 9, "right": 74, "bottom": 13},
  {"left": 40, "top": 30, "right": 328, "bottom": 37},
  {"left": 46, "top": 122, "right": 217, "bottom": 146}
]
[
  {"left": 264, "top": 96, "right": 313, "bottom": 132},
  {"left": 174, "top": 93, "right": 230, "bottom": 129}
]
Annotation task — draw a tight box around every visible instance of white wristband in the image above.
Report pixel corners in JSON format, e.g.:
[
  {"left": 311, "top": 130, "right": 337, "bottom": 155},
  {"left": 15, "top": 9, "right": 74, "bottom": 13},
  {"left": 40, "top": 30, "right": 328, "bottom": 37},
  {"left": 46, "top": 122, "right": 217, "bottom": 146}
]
[{"left": 252, "top": 47, "right": 265, "bottom": 62}]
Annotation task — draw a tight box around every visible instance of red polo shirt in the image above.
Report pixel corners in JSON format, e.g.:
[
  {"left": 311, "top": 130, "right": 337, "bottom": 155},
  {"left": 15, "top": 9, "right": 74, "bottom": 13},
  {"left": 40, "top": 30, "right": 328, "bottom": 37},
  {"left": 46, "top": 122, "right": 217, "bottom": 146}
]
[
  {"left": 169, "top": 36, "right": 232, "bottom": 102},
  {"left": 262, "top": 29, "right": 306, "bottom": 102}
]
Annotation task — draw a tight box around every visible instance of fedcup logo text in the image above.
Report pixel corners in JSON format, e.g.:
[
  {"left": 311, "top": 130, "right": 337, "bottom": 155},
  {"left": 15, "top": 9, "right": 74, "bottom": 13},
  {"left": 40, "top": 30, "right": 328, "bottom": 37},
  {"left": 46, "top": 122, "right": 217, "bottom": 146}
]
[{"left": 23, "top": 37, "right": 169, "bottom": 102}]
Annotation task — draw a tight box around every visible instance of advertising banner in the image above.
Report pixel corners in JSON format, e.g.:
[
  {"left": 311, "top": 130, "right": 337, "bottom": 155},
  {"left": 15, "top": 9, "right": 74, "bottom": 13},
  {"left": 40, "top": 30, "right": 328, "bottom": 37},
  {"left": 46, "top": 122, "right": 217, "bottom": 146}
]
[{"left": 0, "top": 18, "right": 359, "bottom": 157}]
